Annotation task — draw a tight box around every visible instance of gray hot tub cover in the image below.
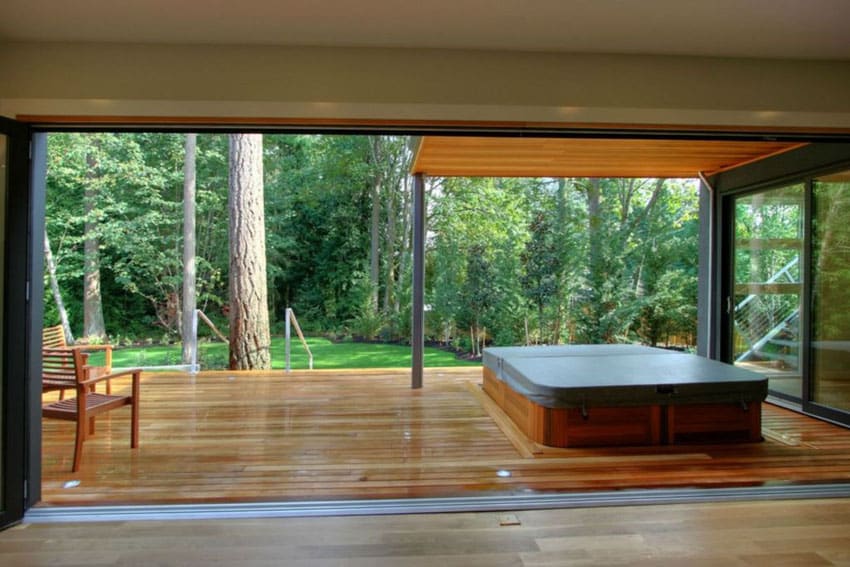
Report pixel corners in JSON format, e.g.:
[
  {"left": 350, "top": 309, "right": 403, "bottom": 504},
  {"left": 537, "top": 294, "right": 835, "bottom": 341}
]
[{"left": 483, "top": 345, "right": 767, "bottom": 409}]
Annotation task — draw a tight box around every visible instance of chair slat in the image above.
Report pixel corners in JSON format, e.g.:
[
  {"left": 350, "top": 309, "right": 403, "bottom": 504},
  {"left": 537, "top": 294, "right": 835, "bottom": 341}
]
[{"left": 42, "top": 325, "right": 68, "bottom": 348}]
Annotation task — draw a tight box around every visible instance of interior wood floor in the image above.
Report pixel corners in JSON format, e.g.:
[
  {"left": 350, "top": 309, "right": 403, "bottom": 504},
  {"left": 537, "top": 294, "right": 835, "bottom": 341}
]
[
  {"left": 40, "top": 368, "right": 850, "bottom": 506},
  {"left": 6, "top": 498, "right": 850, "bottom": 566}
]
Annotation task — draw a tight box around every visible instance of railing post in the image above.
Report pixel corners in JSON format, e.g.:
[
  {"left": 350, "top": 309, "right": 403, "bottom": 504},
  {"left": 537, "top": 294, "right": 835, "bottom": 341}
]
[{"left": 285, "top": 307, "right": 292, "bottom": 373}]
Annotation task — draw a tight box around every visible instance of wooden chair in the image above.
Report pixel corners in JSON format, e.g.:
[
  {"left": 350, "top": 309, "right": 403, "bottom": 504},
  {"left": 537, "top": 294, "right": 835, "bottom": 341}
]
[
  {"left": 41, "top": 348, "right": 141, "bottom": 472},
  {"left": 42, "top": 324, "right": 69, "bottom": 348},
  {"left": 42, "top": 325, "right": 115, "bottom": 398}
]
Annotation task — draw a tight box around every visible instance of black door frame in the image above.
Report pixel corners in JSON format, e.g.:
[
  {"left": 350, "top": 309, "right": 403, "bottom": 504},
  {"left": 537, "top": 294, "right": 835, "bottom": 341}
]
[
  {"left": 711, "top": 142, "right": 850, "bottom": 427},
  {"left": 0, "top": 116, "right": 34, "bottom": 529}
]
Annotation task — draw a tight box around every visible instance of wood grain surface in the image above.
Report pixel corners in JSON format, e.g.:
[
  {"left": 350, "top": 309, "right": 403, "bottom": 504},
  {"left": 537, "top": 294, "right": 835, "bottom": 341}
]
[
  {"left": 39, "top": 368, "right": 850, "bottom": 506},
  {"left": 5, "top": 498, "right": 850, "bottom": 565}
]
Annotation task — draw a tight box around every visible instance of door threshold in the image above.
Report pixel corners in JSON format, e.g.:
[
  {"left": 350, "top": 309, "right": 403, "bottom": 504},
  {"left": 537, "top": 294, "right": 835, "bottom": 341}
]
[{"left": 25, "top": 484, "right": 850, "bottom": 523}]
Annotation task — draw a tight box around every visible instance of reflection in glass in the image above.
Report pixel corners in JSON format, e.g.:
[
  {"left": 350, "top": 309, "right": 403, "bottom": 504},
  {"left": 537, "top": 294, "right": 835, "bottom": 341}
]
[
  {"left": 732, "top": 185, "right": 804, "bottom": 400},
  {"left": 812, "top": 171, "right": 850, "bottom": 412}
]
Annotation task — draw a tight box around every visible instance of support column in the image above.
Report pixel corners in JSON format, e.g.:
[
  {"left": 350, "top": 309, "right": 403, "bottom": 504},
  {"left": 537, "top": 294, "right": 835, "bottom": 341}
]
[
  {"left": 697, "top": 173, "right": 719, "bottom": 360},
  {"left": 696, "top": 176, "right": 711, "bottom": 358},
  {"left": 411, "top": 173, "right": 426, "bottom": 389}
]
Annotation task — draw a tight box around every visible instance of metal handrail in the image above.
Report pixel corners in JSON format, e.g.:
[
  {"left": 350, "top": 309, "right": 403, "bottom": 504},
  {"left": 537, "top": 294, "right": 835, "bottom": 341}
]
[
  {"left": 733, "top": 255, "right": 802, "bottom": 363},
  {"left": 285, "top": 308, "right": 313, "bottom": 372},
  {"left": 735, "top": 255, "right": 799, "bottom": 312},
  {"left": 187, "top": 309, "right": 229, "bottom": 373}
]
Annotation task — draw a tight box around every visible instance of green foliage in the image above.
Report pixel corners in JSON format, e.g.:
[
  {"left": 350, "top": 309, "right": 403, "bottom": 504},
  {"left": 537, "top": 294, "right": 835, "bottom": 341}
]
[
  {"left": 812, "top": 180, "right": 850, "bottom": 341},
  {"left": 45, "top": 132, "right": 701, "bottom": 360}
]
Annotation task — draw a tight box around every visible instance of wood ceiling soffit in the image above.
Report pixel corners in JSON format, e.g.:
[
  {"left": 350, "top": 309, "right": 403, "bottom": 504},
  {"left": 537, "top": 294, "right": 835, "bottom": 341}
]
[{"left": 411, "top": 137, "right": 804, "bottom": 178}]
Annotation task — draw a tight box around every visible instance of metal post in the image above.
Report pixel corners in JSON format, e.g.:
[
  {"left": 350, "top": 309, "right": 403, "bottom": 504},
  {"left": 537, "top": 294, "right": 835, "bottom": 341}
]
[
  {"left": 285, "top": 307, "right": 292, "bottom": 373},
  {"left": 411, "top": 173, "right": 426, "bottom": 389}
]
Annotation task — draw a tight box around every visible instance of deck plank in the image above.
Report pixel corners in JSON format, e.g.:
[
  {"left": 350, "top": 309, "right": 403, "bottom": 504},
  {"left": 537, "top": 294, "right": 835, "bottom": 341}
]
[{"left": 40, "top": 368, "right": 850, "bottom": 506}]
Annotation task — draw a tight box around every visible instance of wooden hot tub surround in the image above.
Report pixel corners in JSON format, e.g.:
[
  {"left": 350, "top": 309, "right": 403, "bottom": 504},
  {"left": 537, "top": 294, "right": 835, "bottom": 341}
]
[{"left": 482, "top": 345, "right": 767, "bottom": 448}]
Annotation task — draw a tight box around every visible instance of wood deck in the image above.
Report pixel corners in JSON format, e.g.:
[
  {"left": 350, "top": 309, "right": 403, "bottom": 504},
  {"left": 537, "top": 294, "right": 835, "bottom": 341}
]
[{"left": 40, "top": 368, "right": 850, "bottom": 506}]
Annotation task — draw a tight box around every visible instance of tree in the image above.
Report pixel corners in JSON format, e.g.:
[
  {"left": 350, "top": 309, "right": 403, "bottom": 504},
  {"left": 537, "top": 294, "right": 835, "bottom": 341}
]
[
  {"left": 83, "top": 140, "right": 107, "bottom": 339},
  {"left": 368, "top": 136, "right": 383, "bottom": 311},
  {"left": 43, "top": 228, "right": 74, "bottom": 343},
  {"left": 182, "top": 133, "right": 197, "bottom": 365},
  {"left": 573, "top": 178, "right": 670, "bottom": 344},
  {"left": 42, "top": 132, "right": 702, "bottom": 359},
  {"left": 429, "top": 176, "right": 530, "bottom": 351},
  {"left": 228, "top": 133, "right": 271, "bottom": 370}
]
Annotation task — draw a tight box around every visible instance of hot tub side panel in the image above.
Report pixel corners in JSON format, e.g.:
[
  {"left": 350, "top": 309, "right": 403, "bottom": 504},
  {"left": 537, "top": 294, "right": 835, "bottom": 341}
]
[{"left": 482, "top": 366, "right": 662, "bottom": 447}]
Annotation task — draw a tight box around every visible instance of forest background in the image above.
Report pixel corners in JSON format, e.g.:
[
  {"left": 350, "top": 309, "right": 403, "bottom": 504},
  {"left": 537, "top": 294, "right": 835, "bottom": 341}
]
[{"left": 43, "top": 133, "right": 699, "bottom": 367}]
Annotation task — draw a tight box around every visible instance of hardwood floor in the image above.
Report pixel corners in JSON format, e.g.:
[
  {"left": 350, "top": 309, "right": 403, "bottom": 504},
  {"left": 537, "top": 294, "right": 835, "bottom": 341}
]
[
  {"left": 39, "top": 368, "right": 850, "bottom": 506},
  {"left": 5, "top": 498, "right": 850, "bottom": 565}
]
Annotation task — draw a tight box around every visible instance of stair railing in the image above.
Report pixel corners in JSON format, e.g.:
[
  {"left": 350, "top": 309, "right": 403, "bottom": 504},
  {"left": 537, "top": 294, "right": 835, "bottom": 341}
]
[{"left": 734, "top": 255, "right": 801, "bottom": 363}]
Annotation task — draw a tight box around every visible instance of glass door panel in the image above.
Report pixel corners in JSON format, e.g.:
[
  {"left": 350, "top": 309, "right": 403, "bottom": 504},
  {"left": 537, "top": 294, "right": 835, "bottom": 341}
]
[
  {"left": 0, "top": 134, "right": 6, "bottom": 514},
  {"left": 0, "top": 117, "right": 28, "bottom": 530},
  {"left": 732, "top": 184, "right": 804, "bottom": 401},
  {"left": 812, "top": 171, "right": 850, "bottom": 412}
]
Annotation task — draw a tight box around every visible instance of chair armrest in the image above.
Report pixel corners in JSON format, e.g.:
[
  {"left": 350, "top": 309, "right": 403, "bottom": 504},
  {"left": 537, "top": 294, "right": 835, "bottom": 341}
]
[
  {"left": 80, "top": 367, "right": 142, "bottom": 387},
  {"left": 73, "top": 344, "right": 113, "bottom": 352}
]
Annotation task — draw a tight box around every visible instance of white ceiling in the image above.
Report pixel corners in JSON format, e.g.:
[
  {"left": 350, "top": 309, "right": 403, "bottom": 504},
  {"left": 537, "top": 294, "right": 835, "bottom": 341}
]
[{"left": 2, "top": 0, "right": 849, "bottom": 60}]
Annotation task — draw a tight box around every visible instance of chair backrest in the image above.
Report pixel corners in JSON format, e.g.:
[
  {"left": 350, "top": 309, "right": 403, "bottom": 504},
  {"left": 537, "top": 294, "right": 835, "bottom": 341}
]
[
  {"left": 42, "top": 348, "right": 86, "bottom": 385},
  {"left": 43, "top": 325, "right": 68, "bottom": 349}
]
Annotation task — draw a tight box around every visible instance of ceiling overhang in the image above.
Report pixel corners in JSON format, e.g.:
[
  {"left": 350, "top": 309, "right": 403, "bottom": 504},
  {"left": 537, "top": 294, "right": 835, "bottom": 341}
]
[{"left": 411, "top": 136, "right": 806, "bottom": 178}]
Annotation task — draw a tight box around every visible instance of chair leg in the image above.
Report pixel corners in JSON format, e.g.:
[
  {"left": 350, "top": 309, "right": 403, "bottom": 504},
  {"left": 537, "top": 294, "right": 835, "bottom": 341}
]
[
  {"left": 106, "top": 378, "right": 112, "bottom": 395},
  {"left": 131, "top": 370, "right": 140, "bottom": 449},
  {"left": 131, "top": 399, "right": 139, "bottom": 448},
  {"left": 88, "top": 416, "right": 96, "bottom": 436},
  {"left": 73, "top": 414, "right": 86, "bottom": 473}
]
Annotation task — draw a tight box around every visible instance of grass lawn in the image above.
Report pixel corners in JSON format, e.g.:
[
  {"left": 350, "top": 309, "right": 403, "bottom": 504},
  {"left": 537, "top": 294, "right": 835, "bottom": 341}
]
[{"left": 86, "top": 336, "right": 480, "bottom": 370}]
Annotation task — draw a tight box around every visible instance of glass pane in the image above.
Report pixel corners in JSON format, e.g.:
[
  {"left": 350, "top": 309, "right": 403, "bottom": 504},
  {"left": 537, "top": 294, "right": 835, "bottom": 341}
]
[
  {"left": 0, "top": 134, "right": 6, "bottom": 509},
  {"left": 812, "top": 171, "right": 850, "bottom": 412},
  {"left": 732, "top": 184, "right": 804, "bottom": 400}
]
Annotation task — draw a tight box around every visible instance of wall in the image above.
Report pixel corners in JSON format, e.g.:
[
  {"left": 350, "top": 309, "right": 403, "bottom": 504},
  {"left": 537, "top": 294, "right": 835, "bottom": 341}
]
[{"left": 2, "top": 42, "right": 850, "bottom": 128}]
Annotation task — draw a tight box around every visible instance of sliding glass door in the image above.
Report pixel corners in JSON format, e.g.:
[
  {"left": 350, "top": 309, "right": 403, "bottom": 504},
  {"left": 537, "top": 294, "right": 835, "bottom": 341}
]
[
  {"left": 811, "top": 170, "right": 850, "bottom": 415},
  {"left": 719, "top": 149, "right": 850, "bottom": 426},
  {"left": 0, "top": 133, "right": 7, "bottom": 524},
  {"left": 730, "top": 185, "right": 804, "bottom": 401},
  {"left": 0, "top": 117, "right": 29, "bottom": 530}
]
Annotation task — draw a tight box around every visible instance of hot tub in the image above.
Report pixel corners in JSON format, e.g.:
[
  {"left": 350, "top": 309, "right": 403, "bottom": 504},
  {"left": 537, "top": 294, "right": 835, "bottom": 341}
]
[{"left": 482, "top": 345, "right": 767, "bottom": 447}]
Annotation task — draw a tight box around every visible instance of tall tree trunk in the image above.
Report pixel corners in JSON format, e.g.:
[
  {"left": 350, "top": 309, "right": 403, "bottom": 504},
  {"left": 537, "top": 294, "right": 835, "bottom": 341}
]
[
  {"left": 395, "top": 173, "right": 412, "bottom": 315},
  {"left": 43, "top": 229, "right": 75, "bottom": 344},
  {"left": 586, "top": 178, "right": 603, "bottom": 343},
  {"left": 538, "top": 301, "right": 545, "bottom": 345},
  {"left": 228, "top": 133, "right": 271, "bottom": 370},
  {"left": 83, "top": 149, "right": 106, "bottom": 340},
  {"left": 383, "top": 178, "right": 397, "bottom": 314},
  {"left": 553, "top": 303, "right": 563, "bottom": 345},
  {"left": 369, "top": 136, "right": 383, "bottom": 311},
  {"left": 554, "top": 178, "right": 568, "bottom": 345},
  {"left": 182, "top": 133, "right": 198, "bottom": 366}
]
